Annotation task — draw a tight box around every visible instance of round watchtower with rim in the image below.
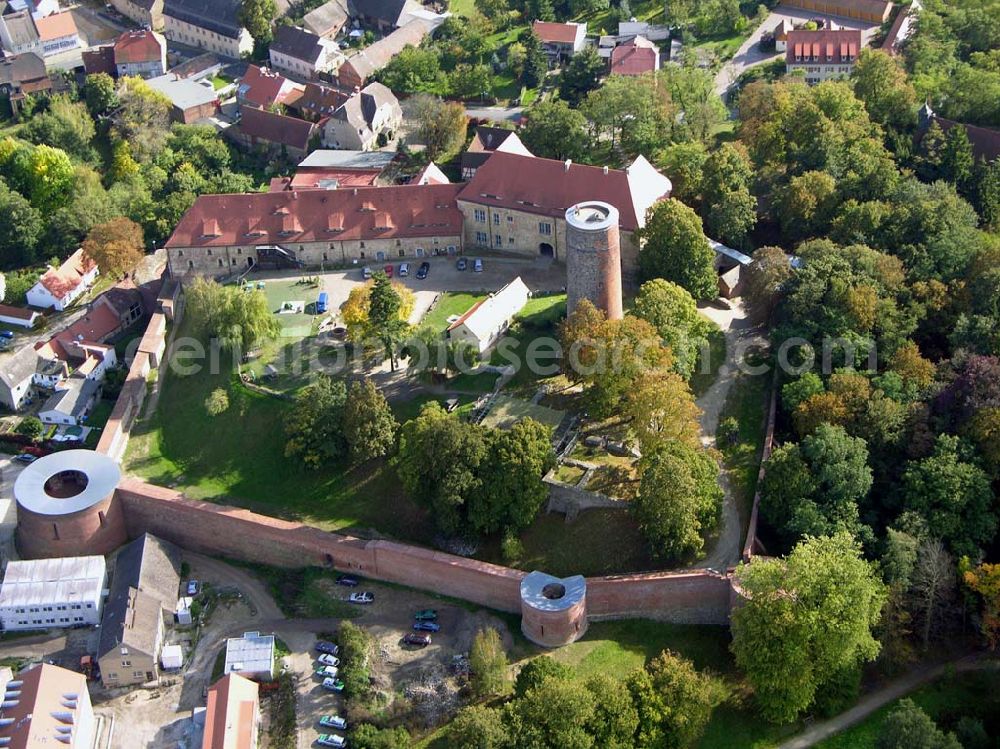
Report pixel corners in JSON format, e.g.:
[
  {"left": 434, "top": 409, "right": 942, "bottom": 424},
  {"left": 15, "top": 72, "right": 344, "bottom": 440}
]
[
  {"left": 565, "top": 201, "right": 624, "bottom": 321},
  {"left": 15, "top": 450, "right": 126, "bottom": 559},
  {"left": 520, "top": 570, "right": 588, "bottom": 647}
]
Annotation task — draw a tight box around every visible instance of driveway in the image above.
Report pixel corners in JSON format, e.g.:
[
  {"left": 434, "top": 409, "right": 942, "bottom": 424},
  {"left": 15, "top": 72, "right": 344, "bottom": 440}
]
[{"left": 714, "top": 4, "right": 880, "bottom": 97}]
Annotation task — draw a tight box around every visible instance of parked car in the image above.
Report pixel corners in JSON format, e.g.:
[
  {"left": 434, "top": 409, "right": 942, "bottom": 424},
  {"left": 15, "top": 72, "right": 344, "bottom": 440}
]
[
  {"left": 316, "top": 292, "right": 329, "bottom": 314},
  {"left": 319, "top": 715, "right": 347, "bottom": 730},
  {"left": 14, "top": 454, "right": 37, "bottom": 464},
  {"left": 473, "top": 258, "right": 483, "bottom": 272},
  {"left": 413, "top": 609, "right": 437, "bottom": 621},
  {"left": 362, "top": 266, "right": 372, "bottom": 279},
  {"left": 349, "top": 591, "right": 374, "bottom": 604},
  {"left": 413, "top": 621, "right": 441, "bottom": 632},
  {"left": 316, "top": 733, "right": 347, "bottom": 747},
  {"left": 403, "top": 633, "right": 431, "bottom": 647},
  {"left": 50, "top": 433, "right": 81, "bottom": 443},
  {"left": 335, "top": 574, "right": 359, "bottom": 587},
  {"left": 384, "top": 264, "right": 393, "bottom": 278},
  {"left": 317, "top": 654, "right": 340, "bottom": 667},
  {"left": 0, "top": 331, "right": 13, "bottom": 339},
  {"left": 399, "top": 262, "right": 409, "bottom": 277},
  {"left": 322, "top": 677, "right": 345, "bottom": 692},
  {"left": 315, "top": 665, "right": 339, "bottom": 678},
  {"left": 186, "top": 580, "right": 200, "bottom": 596},
  {"left": 456, "top": 257, "right": 468, "bottom": 271},
  {"left": 315, "top": 640, "right": 339, "bottom": 655},
  {"left": 416, "top": 261, "right": 430, "bottom": 279}
]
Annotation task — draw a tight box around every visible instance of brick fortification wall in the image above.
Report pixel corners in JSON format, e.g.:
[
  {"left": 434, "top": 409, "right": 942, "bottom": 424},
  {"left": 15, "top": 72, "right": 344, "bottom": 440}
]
[{"left": 115, "top": 479, "right": 733, "bottom": 623}]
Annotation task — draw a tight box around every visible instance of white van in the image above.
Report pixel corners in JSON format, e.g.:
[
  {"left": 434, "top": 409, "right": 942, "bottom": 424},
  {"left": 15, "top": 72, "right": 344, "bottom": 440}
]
[{"left": 399, "top": 262, "right": 409, "bottom": 277}]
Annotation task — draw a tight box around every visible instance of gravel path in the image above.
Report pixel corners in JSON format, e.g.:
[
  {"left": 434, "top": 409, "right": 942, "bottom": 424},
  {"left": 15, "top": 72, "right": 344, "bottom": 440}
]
[{"left": 692, "top": 299, "right": 764, "bottom": 571}]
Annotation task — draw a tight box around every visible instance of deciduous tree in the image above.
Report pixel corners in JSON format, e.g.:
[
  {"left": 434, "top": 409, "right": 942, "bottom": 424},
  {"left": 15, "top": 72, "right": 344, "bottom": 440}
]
[
  {"left": 184, "top": 277, "right": 280, "bottom": 352},
  {"left": 446, "top": 705, "right": 509, "bottom": 748},
  {"left": 520, "top": 99, "right": 588, "bottom": 161},
  {"left": 638, "top": 199, "right": 717, "bottom": 300},
  {"left": 876, "top": 699, "right": 962, "bottom": 749},
  {"left": 632, "top": 279, "right": 712, "bottom": 379},
  {"left": 82, "top": 217, "right": 145, "bottom": 277},
  {"left": 469, "top": 628, "right": 509, "bottom": 698},
  {"left": 413, "top": 95, "right": 468, "bottom": 162},
  {"left": 112, "top": 77, "right": 171, "bottom": 163},
  {"left": 559, "top": 46, "right": 604, "bottom": 107},
  {"left": 343, "top": 380, "right": 397, "bottom": 464},
  {"left": 284, "top": 375, "right": 349, "bottom": 468}
]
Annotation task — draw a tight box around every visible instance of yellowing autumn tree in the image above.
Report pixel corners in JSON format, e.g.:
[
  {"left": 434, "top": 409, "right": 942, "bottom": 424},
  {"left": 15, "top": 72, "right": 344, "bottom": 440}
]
[
  {"left": 82, "top": 217, "right": 145, "bottom": 277},
  {"left": 341, "top": 279, "right": 414, "bottom": 341}
]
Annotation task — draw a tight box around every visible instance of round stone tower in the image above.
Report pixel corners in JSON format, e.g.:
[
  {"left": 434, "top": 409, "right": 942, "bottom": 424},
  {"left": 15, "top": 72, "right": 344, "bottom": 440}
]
[
  {"left": 565, "top": 201, "right": 623, "bottom": 320},
  {"left": 520, "top": 570, "right": 588, "bottom": 647},
  {"left": 15, "top": 449, "right": 126, "bottom": 559}
]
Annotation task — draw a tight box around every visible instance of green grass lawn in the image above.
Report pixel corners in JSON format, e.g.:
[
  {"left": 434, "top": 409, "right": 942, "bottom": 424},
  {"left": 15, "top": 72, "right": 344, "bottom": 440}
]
[
  {"left": 490, "top": 294, "right": 567, "bottom": 391},
  {"left": 480, "top": 395, "right": 565, "bottom": 430},
  {"left": 390, "top": 392, "right": 477, "bottom": 424},
  {"left": 420, "top": 292, "right": 487, "bottom": 332},
  {"left": 233, "top": 562, "right": 360, "bottom": 619},
  {"left": 84, "top": 399, "right": 115, "bottom": 449},
  {"left": 447, "top": 0, "right": 477, "bottom": 17},
  {"left": 123, "top": 323, "right": 435, "bottom": 543},
  {"left": 815, "top": 669, "right": 1000, "bottom": 749},
  {"left": 717, "top": 369, "right": 770, "bottom": 534}
]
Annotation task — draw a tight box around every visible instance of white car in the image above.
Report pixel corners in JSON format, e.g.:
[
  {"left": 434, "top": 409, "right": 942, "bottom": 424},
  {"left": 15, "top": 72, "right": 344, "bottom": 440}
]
[
  {"left": 316, "top": 734, "right": 347, "bottom": 747},
  {"left": 349, "top": 591, "right": 374, "bottom": 604},
  {"left": 317, "top": 654, "right": 340, "bottom": 667}
]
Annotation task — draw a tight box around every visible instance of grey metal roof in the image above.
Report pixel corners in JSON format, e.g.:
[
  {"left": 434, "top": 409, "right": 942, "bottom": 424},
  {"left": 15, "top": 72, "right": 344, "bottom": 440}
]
[
  {"left": 298, "top": 149, "right": 395, "bottom": 170},
  {"left": 520, "top": 571, "right": 586, "bottom": 613},
  {"left": 303, "top": 0, "right": 349, "bottom": 36},
  {"left": 39, "top": 376, "right": 99, "bottom": 419},
  {"left": 147, "top": 73, "right": 218, "bottom": 111},
  {"left": 709, "top": 239, "right": 752, "bottom": 266},
  {"left": 3, "top": 11, "right": 39, "bottom": 49},
  {"left": 0, "top": 344, "right": 40, "bottom": 389},
  {"left": 14, "top": 449, "right": 121, "bottom": 516}
]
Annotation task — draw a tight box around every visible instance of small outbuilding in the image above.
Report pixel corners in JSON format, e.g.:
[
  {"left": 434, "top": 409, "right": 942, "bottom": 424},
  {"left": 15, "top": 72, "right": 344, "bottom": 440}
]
[
  {"left": 447, "top": 277, "right": 530, "bottom": 354},
  {"left": 224, "top": 631, "right": 275, "bottom": 681},
  {"left": 161, "top": 644, "right": 183, "bottom": 670}
]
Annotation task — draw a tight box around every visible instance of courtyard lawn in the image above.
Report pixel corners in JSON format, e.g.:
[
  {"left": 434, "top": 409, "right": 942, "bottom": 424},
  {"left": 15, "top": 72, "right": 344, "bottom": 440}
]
[
  {"left": 480, "top": 395, "right": 565, "bottom": 431},
  {"left": 83, "top": 399, "right": 115, "bottom": 449},
  {"left": 478, "top": 507, "right": 652, "bottom": 577},
  {"left": 390, "top": 392, "right": 477, "bottom": 424},
  {"left": 420, "top": 292, "right": 488, "bottom": 332},
  {"left": 490, "top": 293, "right": 567, "bottom": 391},
  {"left": 717, "top": 368, "right": 770, "bottom": 532},
  {"left": 123, "top": 327, "right": 435, "bottom": 543}
]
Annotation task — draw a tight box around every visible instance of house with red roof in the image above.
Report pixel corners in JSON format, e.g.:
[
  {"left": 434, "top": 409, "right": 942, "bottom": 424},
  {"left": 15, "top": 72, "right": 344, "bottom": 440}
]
[
  {"left": 0, "top": 304, "right": 41, "bottom": 329},
  {"left": 785, "top": 28, "right": 861, "bottom": 84},
  {"left": 532, "top": 20, "right": 586, "bottom": 61},
  {"left": 230, "top": 106, "right": 320, "bottom": 159},
  {"left": 34, "top": 11, "right": 79, "bottom": 57},
  {"left": 114, "top": 29, "right": 167, "bottom": 79},
  {"left": 236, "top": 64, "right": 304, "bottom": 110},
  {"left": 202, "top": 673, "right": 260, "bottom": 749},
  {"left": 609, "top": 35, "right": 659, "bottom": 76},
  {"left": 26, "top": 249, "right": 99, "bottom": 312}
]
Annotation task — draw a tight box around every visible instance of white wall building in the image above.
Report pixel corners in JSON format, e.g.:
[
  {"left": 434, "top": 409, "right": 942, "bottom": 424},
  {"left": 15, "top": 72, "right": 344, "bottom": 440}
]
[
  {"left": 0, "top": 556, "right": 106, "bottom": 631},
  {"left": 26, "top": 249, "right": 99, "bottom": 312},
  {"left": 224, "top": 631, "right": 275, "bottom": 681},
  {"left": 447, "top": 277, "right": 530, "bottom": 353}
]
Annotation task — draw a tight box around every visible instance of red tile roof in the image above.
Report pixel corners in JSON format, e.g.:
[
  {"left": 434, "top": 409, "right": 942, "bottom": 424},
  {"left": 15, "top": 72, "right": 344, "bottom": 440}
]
[
  {"left": 165, "top": 183, "right": 465, "bottom": 249},
  {"left": 786, "top": 29, "right": 861, "bottom": 64},
  {"left": 53, "top": 300, "right": 121, "bottom": 346},
  {"left": 238, "top": 106, "right": 316, "bottom": 150},
  {"left": 82, "top": 46, "right": 116, "bottom": 76},
  {"left": 39, "top": 248, "right": 96, "bottom": 301},
  {"left": 532, "top": 20, "right": 584, "bottom": 44},
  {"left": 929, "top": 116, "right": 1000, "bottom": 164},
  {"left": 238, "top": 64, "right": 301, "bottom": 108},
  {"left": 457, "top": 152, "right": 650, "bottom": 231},
  {"left": 0, "top": 304, "right": 38, "bottom": 320},
  {"left": 610, "top": 38, "right": 658, "bottom": 76},
  {"left": 203, "top": 674, "right": 259, "bottom": 749},
  {"left": 35, "top": 11, "right": 78, "bottom": 42},
  {"left": 114, "top": 29, "right": 163, "bottom": 64}
]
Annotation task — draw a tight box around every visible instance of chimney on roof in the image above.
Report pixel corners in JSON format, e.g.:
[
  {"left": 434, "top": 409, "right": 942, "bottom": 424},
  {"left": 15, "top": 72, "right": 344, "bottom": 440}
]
[
  {"left": 603, "top": 165, "right": 609, "bottom": 175},
  {"left": 564, "top": 159, "right": 572, "bottom": 172},
  {"left": 353, "top": 188, "right": 358, "bottom": 195},
  {"left": 291, "top": 191, "right": 298, "bottom": 200}
]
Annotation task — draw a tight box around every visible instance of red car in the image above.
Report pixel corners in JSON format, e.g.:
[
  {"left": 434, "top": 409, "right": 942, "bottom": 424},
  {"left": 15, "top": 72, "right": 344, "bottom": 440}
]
[{"left": 384, "top": 264, "right": 393, "bottom": 278}]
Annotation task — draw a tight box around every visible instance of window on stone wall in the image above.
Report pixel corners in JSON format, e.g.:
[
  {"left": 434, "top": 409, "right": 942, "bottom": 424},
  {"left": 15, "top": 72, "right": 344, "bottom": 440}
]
[{"left": 539, "top": 223, "right": 552, "bottom": 236}]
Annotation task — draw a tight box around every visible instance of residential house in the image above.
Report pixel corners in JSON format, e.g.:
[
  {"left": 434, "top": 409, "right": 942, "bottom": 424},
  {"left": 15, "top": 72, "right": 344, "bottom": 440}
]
[
  {"left": 323, "top": 81, "right": 401, "bottom": 151},
  {"left": 223, "top": 631, "right": 275, "bottom": 681},
  {"left": 351, "top": 0, "right": 423, "bottom": 31},
  {"left": 460, "top": 126, "right": 533, "bottom": 180},
  {"left": 785, "top": 28, "right": 861, "bottom": 83},
  {"left": 0, "top": 303, "right": 41, "bottom": 329},
  {"left": 303, "top": 0, "right": 348, "bottom": 38},
  {"left": 0, "top": 8, "right": 39, "bottom": 55},
  {"left": 26, "top": 248, "right": 99, "bottom": 312},
  {"left": 82, "top": 45, "right": 116, "bottom": 76},
  {"left": 772, "top": 18, "right": 792, "bottom": 52},
  {"left": 1, "top": 0, "right": 59, "bottom": 19},
  {"left": 0, "top": 51, "right": 51, "bottom": 114},
  {"left": 918, "top": 102, "right": 1000, "bottom": 164},
  {"left": 0, "top": 663, "right": 96, "bottom": 749},
  {"left": 37, "top": 375, "right": 100, "bottom": 426},
  {"left": 202, "top": 674, "right": 261, "bottom": 749},
  {"left": 109, "top": 0, "right": 165, "bottom": 31},
  {"left": 34, "top": 10, "right": 78, "bottom": 57},
  {"left": 609, "top": 35, "right": 659, "bottom": 76},
  {"left": 98, "top": 533, "right": 181, "bottom": 689},
  {"left": 236, "top": 64, "right": 304, "bottom": 110},
  {"left": 0, "top": 556, "right": 106, "bottom": 631},
  {"left": 447, "top": 276, "right": 529, "bottom": 353},
  {"left": 336, "top": 18, "right": 434, "bottom": 89},
  {"left": 114, "top": 29, "right": 167, "bottom": 79},
  {"left": 456, "top": 151, "right": 672, "bottom": 272},
  {"left": 164, "top": 182, "right": 465, "bottom": 275},
  {"left": 268, "top": 24, "right": 343, "bottom": 79},
  {"left": 0, "top": 345, "right": 39, "bottom": 410},
  {"left": 147, "top": 72, "right": 221, "bottom": 123},
  {"left": 231, "top": 105, "right": 319, "bottom": 158},
  {"left": 162, "top": 0, "right": 252, "bottom": 58},
  {"left": 291, "top": 81, "right": 348, "bottom": 122},
  {"left": 531, "top": 20, "right": 586, "bottom": 62},
  {"left": 781, "top": 0, "right": 891, "bottom": 23}
]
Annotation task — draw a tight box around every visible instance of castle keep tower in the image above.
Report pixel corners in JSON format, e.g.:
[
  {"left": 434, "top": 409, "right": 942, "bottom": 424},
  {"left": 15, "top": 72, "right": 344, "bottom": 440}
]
[{"left": 565, "top": 201, "right": 624, "bottom": 320}]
